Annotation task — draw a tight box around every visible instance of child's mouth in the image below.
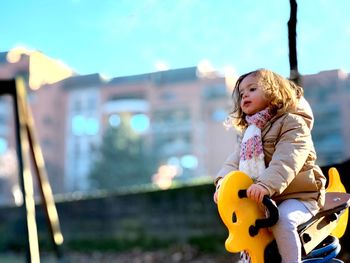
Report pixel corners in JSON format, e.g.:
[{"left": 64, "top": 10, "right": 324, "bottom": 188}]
[{"left": 243, "top": 101, "right": 251, "bottom": 107}]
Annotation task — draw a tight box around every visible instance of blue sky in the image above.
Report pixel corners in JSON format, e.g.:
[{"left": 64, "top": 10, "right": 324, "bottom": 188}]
[{"left": 1, "top": 0, "right": 350, "bottom": 78}]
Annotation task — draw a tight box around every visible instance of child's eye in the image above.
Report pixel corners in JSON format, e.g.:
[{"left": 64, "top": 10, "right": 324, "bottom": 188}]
[{"left": 250, "top": 87, "right": 256, "bottom": 92}]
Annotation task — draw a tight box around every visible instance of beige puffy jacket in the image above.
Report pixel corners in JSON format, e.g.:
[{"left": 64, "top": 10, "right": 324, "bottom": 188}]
[{"left": 216, "top": 97, "right": 326, "bottom": 208}]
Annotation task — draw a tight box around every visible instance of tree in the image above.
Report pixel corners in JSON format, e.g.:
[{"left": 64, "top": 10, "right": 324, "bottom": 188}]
[{"left": 89, "top": 115, "right": 155, "bottom": 190}]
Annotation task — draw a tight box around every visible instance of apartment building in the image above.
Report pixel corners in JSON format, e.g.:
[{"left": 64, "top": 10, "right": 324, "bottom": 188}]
[
  {"left": 1, "top": 48, "right": 350, "bottom": 195},
  {"left": 40, "top": 68, "right": 350, "bottom": 192},
  {"left": 60, "top": 67, "right": 235, "bottom": 191},
  {"left": 0, "top": 49, "right": 75, "bottom": 195},
  {"left": 60, "top": 74, "right": 105, "bottom": 191},
  {"left": 302, "top": 70, "right": 350, "bottom": 165}
]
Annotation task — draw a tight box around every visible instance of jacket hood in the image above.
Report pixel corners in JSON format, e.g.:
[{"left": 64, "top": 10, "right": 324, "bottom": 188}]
[
  {"left": 271, "top": 96, "right": 314, "bottom": 130},
  {"left": 291, "top": 96, "right": 314, "bottom": 130}
]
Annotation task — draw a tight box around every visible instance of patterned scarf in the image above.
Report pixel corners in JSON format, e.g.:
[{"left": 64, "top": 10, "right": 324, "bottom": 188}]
[
  {"left": 239, "top": 108, "right": 273, "bottom": 181},
  {"left": 238, "top": 108, "right": 273, "bottom": 263}
]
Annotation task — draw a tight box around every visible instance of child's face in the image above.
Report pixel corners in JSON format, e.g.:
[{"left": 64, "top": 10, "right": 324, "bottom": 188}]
[{"left": 239, "top": 74, "right": 270, "bottom": 116}]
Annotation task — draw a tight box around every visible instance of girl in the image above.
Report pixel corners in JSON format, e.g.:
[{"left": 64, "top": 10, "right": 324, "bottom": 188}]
[{"left": 213, "top": 69, "right": 326, "bottom": 263}]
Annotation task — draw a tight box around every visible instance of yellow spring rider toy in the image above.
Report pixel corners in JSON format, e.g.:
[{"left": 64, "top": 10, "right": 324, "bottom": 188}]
[{"left": 217, "top": 168, "right": 350, "bottom": 263}]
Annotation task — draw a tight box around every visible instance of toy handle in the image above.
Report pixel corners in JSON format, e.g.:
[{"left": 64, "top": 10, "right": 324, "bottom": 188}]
[{"left": 238, "top": 190, "right": 279, "bottom": 237}]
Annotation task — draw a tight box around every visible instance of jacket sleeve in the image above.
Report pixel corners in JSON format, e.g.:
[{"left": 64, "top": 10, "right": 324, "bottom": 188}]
[{"left": 257, "top": 114, "right": 312, "bottom": 196}]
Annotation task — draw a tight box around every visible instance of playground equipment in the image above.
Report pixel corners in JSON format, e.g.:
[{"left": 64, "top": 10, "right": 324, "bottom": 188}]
[
  {"left": 217, "top": 169, "right": 350, "bottom": 263},
  {"left": 0, "top": 78, "right": 63, "bottom": 263}
]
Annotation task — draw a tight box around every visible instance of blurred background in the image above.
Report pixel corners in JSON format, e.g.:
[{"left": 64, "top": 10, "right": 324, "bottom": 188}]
[{"left": 0, "top": 0, "right": 350, "bottom": 262}]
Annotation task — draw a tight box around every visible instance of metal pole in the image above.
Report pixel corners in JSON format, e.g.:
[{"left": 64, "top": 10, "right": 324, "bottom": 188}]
[{"left": 288, "top": 0, "right": 301, "bottom": 85}]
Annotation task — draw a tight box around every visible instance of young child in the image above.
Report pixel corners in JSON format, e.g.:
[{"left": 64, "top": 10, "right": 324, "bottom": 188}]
[{"left": 213, "top": 69, "right": 326, "bottom": 263}]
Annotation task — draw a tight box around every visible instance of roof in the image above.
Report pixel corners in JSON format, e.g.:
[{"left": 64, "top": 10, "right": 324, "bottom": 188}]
[
  {"left": 61, "top": 73, "right": 106, "bottom": 90},
  {"left": 109, "top": 67, "right": 198, "bottom": 86}
]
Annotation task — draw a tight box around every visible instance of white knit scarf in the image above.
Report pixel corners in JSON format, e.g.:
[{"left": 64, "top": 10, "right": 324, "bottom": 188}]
[
  {"left": 239, "top": 108, "right": 273, "bottom": 181},
  {"left": 238, "top": 108, "right": 273, "bottom": 263}
]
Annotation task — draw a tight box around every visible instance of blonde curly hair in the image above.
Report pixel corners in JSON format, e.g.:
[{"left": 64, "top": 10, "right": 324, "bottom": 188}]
[{"left": 225, "top": 69, "right": 303, "bottom": 130}]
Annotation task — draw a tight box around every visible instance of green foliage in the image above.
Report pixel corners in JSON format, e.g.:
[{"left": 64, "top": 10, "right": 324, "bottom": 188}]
[{"left": 88, "top": 116, "right": 155, "bottom": 190}]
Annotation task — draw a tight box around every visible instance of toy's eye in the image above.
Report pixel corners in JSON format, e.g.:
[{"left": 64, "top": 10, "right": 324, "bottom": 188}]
[{"left": 232, "top": 212, "right": 237, "bottom": 223}]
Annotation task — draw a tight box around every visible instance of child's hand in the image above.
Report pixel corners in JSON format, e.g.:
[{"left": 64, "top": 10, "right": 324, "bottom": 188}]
[
  {"left": 247, "top": 184, "right": 269, "bottom": 204},
  {"left": 213, "top": 178, "right": 223, "bottom": 204},
  {"left": 213, "top": 190, "right": 219, "bottom": 204}
]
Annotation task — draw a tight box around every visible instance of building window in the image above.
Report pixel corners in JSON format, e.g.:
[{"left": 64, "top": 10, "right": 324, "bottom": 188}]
[
  {"left": 130, "top": 114, "right": 150, "bottom": 133},
  {"left": 42, "top": 138, "right": 54, "bottom": 149},
  {"left": 72, "top": 115, "right": 100, "bottom": 136},
  {"left": 159, "top": 91, "right": 177, "bottom": 101},
  {"left": 0, "top": 137, "right": 7, "bottom": 154},
  {"left": 43, "top": 116, "right": 54, "bottom": 126},
  {"left": 202, "top": 84, "right": 227, "bottom": 100},
  {"left": 108, "top": 114, "right": 121, "bottom": 127},
  {"left": 73, "top": 99, "right": 82, "bottom": 112},
  {"left": 87, "top": 96, "right": 97, "bottom": 110},
  {"left": 211, "top": 108, "right": 227, "bottom": 122}
]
